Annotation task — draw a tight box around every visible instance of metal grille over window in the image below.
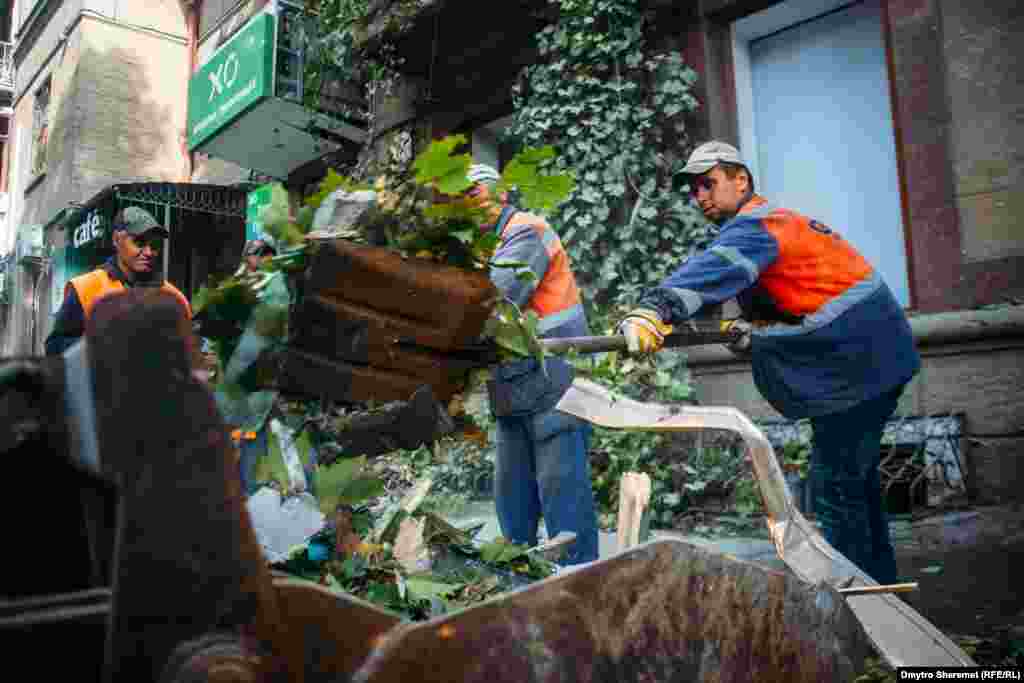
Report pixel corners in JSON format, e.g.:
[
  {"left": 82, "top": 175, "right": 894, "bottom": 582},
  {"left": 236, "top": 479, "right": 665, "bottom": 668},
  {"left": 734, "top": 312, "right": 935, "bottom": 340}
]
[{"left": 759, "top": 413, "right": 967, "bottom": 515}]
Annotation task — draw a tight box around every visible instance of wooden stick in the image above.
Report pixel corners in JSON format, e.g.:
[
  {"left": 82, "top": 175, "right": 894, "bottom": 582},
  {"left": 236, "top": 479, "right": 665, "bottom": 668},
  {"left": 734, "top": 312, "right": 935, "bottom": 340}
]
[
  {"left": 617, "top": 472, "right": 652, "bottom": 552},
  {"left": 839, "top": 582, "right": 919, "bottom": 596}
]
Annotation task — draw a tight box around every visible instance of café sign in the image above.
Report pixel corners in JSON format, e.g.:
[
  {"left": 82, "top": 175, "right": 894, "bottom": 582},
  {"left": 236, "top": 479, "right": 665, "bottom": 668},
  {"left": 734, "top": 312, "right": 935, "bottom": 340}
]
[{"left": 72, "top": 210, "right": 102, "bottom": 248}]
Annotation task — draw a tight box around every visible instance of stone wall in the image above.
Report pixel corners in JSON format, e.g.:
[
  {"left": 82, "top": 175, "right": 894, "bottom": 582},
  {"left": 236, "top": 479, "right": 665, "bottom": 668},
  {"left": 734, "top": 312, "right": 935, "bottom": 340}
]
[{"left": 939, "top": 0, "right": 1024, "bottom": 304}]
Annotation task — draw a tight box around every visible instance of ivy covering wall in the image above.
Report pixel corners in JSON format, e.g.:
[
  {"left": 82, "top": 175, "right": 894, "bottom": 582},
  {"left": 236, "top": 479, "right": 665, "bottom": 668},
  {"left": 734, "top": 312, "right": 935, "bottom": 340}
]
[{"left": 507, "top": 0, "right": 716, "bottom": 311}]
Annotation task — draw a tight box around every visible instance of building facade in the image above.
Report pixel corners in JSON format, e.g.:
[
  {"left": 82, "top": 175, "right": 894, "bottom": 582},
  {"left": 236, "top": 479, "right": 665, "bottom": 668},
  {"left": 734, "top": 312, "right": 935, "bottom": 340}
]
[
  {"left": 355, "top": 0, "right": 1023, "bottom": 505},
  {"left": 1, "top": 0, "right": 252, "bottom": 355}
]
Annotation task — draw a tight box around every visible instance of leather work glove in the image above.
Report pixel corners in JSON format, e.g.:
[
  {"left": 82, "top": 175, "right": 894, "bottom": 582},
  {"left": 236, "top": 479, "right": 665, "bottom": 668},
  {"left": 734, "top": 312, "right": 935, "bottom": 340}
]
[
  {"left": 720, "top": 319, "right": 753, "bottom": 354},
  {"left": 619, "top": 308, "right": 673, "bottom": 354}
]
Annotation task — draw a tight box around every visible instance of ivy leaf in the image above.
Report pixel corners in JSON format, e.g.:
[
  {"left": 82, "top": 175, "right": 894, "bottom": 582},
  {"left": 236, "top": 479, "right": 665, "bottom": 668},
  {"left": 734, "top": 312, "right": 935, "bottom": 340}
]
[
  {"left": 423, "top": 197, "right": 490, "bottom": 224},
  {"left": 497, "top": 146, "right": 576, "bottom": 213},
  {"left": 192, "top": 285, "right": 212, "bottom": 315},
  {"left": 338, "top": 476, "right": 386, "bottom": 506},
  {"left": 412, "top": 134, "right": 473, "bottom": 195},
  {"left": 251, "top": 429, "right": 291, "bottom": 490},
  {"left": 259, "top": 184, "right": 306, "bottom": 247},
  {"left": 315, "top": 457, "right": 385, "bottom": 515},
  {"left": 479, "top": 539, "right": 529, "bottom": 565},
  {"left": 405, "top": 575, "right": 460, "bottom": 601},
  {"left": 304, "top": 168, "right": 367, "bottom": 209},
  {"left": 451, "top": 228, "right": 475, "bottom": 245},
  {"left": 470, "top": 231, "right": 501, "bottom": 262}
]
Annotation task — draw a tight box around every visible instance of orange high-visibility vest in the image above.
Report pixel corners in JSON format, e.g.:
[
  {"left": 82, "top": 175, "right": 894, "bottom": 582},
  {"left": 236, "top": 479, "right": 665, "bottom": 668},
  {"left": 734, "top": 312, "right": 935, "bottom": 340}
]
[
  {"left": 741, "top": 197, "right": 873, "bottom": 316},
  {"left": 499, "top": 212, "right": 584, "bottom": 325},
  {"left": 68, "top": 268, "right": 192, "bottom": 320}
]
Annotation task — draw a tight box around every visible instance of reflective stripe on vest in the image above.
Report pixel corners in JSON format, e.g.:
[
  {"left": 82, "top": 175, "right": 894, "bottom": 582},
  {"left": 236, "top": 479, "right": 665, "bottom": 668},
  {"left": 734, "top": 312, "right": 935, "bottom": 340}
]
[
  {"left": 500, "top": 212, "right": 583, "bottom": 327},
  {"left": 738, "top": 197, "right": 873, "bottom": 316},
  {"left": 69, "top": 269, "right": 192, "bottom": 320}
]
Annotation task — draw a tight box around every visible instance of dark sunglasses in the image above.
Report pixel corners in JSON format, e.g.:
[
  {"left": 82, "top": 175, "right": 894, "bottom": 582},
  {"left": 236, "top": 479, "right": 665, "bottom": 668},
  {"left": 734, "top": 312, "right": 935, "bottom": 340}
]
[
  {"left": 131, "top": 235, "right": 164, "bottom": 251},
  {"left": 689, "top": 175, "right": 716, "bottom": 196}
]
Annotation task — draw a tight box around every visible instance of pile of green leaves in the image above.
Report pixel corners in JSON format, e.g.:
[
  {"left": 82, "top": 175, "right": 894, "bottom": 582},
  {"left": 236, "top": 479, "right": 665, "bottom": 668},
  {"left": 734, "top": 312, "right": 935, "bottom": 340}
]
[
  {"left": 509, "top": 0, "right": 715, "bottom": 309},
  {"left": 273, "top": 500, "right": 554, "bottom": 621}
]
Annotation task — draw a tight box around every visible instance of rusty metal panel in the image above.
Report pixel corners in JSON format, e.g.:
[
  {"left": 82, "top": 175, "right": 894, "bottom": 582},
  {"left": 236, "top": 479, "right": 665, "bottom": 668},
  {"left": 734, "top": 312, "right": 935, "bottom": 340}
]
[
  {"left": 306, "top": 240, "right": 498, "bottom": 352},
  {"left": 83, "top": 290, "right": 300, "bottom": 682},
  {"left": 272, "top": 578, "right": 402, "bottom": 681},
  {"left": 352, "top": 539, "right": 872, "bottom": 683}
]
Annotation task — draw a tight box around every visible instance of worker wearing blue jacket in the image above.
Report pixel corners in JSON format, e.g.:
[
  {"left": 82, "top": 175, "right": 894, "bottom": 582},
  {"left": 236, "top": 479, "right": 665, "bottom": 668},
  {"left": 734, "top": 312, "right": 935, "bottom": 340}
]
[{"left": 619, "top": 141, "right": 920, "bottom": 584}]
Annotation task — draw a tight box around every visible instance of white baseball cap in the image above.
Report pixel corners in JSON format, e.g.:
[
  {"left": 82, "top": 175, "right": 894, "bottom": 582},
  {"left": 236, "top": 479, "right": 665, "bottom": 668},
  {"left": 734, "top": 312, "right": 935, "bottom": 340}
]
[
  {"left": 467, "top": 163, "right": 501, "bottom": 185},
  {"left": 681, "top": 141, "right": 747, "bottom": 175}
]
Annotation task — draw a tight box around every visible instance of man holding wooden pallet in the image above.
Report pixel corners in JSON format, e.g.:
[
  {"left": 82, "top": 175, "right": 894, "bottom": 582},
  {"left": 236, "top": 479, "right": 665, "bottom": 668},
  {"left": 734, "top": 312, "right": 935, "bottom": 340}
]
[{"left": 464, "top": 163, "right": 600, "bottom": 566}]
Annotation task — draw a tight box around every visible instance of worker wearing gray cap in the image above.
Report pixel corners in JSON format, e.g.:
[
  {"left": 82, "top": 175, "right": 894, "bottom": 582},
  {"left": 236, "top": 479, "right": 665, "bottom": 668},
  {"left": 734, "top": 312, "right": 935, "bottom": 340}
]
[
  {"left": 46, "top": 206, "right": 190, "bottom": 355},
  {"left": 465, "top": 162, "right": 599, "bottom": 566},
  {"left": 618, "top": 141, "right": 920, "bottom": 585}
]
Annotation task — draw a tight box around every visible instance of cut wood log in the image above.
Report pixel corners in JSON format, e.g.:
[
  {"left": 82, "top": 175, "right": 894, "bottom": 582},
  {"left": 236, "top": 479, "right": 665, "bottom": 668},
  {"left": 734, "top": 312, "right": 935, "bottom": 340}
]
[{"left": 616, "top": 472, "right": 652, "bottom": 552}]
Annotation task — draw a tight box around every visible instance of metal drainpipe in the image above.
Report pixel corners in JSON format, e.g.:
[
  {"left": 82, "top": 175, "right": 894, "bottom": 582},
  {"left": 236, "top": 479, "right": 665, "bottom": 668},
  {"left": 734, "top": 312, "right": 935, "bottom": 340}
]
[{"left": 182, "top": 1, "right": 200, "bottom": 181}]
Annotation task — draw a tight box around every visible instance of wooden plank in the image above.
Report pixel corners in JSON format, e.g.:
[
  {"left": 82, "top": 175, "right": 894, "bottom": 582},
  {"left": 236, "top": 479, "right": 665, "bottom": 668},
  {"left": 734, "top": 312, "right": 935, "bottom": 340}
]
[
  {"left": 839, "top": 583, "right": 918, "bottom": 596},
  {"left": 616, "top": 472, "right": 652, "bottom": 552}
]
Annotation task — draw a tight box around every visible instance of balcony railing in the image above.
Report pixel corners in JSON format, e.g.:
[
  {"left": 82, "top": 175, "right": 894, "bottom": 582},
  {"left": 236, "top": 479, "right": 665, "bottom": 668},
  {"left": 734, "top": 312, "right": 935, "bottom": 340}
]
[{"left": 0, "top": 42, "right": 13, "bottom": 91}]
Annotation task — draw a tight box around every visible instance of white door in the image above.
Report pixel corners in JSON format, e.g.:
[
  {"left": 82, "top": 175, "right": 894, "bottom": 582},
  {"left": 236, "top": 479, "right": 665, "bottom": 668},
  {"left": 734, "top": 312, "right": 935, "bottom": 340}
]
[{"left": 737, "top": 0, "right": 910, "bottom": 305}]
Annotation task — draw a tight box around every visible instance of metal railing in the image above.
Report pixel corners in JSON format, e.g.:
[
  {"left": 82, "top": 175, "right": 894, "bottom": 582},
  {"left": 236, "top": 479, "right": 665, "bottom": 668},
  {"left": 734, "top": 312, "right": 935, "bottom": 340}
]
[{"left": 0, "top": 42, "right": 13, "bottom": 91}]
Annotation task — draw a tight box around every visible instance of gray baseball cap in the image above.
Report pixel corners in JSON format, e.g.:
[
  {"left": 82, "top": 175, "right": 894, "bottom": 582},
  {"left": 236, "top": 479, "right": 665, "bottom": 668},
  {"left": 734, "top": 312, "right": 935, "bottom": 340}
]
[
  {"left": 467, "top": 163, "right": 501, "bottom": 185},
  {"left": 113, "top": 207, "right": 169, "bottom": 237},
  {"left": 681, "top": 141, "right": 748, "bottom": 175},
  {"left": 243, "top": 236, "right": 277, "bottom": 257}
]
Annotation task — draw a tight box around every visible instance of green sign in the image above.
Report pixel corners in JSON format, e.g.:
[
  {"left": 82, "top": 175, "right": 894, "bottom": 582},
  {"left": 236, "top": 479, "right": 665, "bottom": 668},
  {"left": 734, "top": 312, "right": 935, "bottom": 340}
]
[
  {"left": 56, "top": 208, "right": 113, "bottom": 312},
  {"left": 187, "top": 12, "right": 275, "bottom": 151},
  {"left": 246, "top": 184, "right": 275, "bottom": 242}
]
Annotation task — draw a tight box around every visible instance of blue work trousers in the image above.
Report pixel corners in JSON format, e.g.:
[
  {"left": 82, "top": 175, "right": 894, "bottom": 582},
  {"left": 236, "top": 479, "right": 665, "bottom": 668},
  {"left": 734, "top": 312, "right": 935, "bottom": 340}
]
[
  {"left": 810, "top": 385, "right": 904, "bottom": 585},
  {"left": 494, "top": 408, "right": 600, "bottom": 565}
]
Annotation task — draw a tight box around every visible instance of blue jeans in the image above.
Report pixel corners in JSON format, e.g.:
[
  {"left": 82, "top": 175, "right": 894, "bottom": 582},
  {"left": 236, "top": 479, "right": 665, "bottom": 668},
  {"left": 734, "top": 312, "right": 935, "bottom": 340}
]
[
  {"left": 810, "top": 385, "right": 904, "bottom": 584},
  {"left": 494, "top": 408, "right": 600, "bottom": 565}
]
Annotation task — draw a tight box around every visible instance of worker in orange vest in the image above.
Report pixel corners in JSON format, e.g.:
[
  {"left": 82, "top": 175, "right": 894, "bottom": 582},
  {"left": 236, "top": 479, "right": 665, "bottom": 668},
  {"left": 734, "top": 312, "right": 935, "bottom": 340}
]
[
  {"left": 463, "top": 163, "right": 599, "bottom": 566},
  {"left": 46, "top": 206, "right": 190, "bottom": 355},
  {"left": 619, "top": 141, "right": 921, "bottom": 584}
]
